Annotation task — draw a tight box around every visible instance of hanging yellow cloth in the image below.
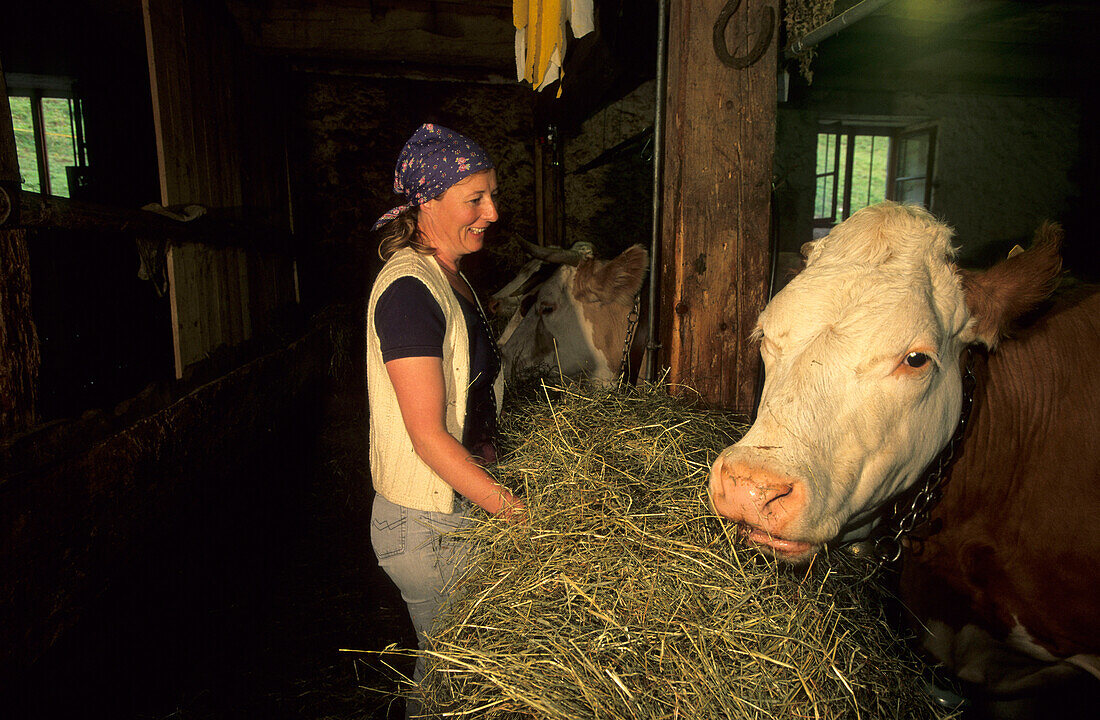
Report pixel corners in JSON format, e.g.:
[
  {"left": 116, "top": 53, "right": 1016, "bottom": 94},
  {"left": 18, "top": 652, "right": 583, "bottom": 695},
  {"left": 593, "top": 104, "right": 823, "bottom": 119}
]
[{"left": 514, "top": 0, "right": 595, "bottom": 95}]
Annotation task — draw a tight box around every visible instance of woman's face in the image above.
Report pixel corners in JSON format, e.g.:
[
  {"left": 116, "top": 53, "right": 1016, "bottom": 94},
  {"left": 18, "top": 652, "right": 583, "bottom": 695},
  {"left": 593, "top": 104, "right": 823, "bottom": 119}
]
[{"left": 418, "top": 169, "right": 499, "bottom": 267}]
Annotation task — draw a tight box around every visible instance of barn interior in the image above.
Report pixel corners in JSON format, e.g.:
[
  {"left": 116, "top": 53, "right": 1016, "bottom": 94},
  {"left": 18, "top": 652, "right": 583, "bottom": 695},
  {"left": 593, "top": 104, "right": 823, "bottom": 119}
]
[{"left": 2, "top": 1, "right": 1098, "bottom": 718}]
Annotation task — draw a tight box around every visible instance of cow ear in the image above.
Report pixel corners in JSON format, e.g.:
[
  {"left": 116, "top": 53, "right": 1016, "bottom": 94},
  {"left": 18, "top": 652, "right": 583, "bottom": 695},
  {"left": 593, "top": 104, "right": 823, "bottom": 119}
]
[
  {"left": 959, "top": 221, "right": 1063, "bottom": 349},
  {"left": 575, "top": 245, "right": 649, "bottom": 305}
]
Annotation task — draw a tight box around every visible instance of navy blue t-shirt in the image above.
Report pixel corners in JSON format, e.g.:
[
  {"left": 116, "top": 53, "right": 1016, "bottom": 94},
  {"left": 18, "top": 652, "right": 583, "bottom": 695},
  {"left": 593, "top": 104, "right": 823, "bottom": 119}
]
[{"left": 375, "top": 276, "right": 499, "bottom": 458}]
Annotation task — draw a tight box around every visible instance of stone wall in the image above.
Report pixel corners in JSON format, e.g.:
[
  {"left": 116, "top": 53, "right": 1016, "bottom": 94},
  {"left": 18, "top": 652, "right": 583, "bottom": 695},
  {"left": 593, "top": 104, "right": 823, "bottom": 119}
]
[
  {"left": 291, "top": 73, "right": 661, "bottom": 307},
  {"left": 775, "top": 91, "right": 1087, "bottom": 272},
  {"left": 290, "top": 75, "right": 536, "bottom": 304},
  {"left": 562, "top": 81, "right": 657, "bottom": 260}
]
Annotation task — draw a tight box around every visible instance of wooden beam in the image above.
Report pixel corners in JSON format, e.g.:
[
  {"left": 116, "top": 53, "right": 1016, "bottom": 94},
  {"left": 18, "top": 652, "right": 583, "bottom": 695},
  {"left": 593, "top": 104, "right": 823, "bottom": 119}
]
[
  {"left": 659, "top": 0, "right": 777, "bottom": 413},
  {"left": 8, "top": 192, "right": 293, "bottom": 252},
  {"left": 0, "top": 57, "right": 40, "bottom": 436},
  {"left": 224, "top": 1, "right": 514, "bottom": 71}
]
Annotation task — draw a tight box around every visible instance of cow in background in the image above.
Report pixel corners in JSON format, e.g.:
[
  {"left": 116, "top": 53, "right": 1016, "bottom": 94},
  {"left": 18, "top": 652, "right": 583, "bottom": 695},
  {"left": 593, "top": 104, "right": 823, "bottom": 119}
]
[
  {"left": 708, "top": 202, "right": 1099, "bottom": 710},
  {"left": 494, "top": 242, "right": 648, "bottom": 385}
]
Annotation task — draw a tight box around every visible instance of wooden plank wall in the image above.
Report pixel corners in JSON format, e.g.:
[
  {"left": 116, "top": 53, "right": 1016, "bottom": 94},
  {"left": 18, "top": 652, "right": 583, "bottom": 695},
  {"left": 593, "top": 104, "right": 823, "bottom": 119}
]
[
  {"left": 142, "top": 0, "right": 295, "bottom": 377},
  {"left": 1, "top": 323, "right": 330, "bottom": 673}
]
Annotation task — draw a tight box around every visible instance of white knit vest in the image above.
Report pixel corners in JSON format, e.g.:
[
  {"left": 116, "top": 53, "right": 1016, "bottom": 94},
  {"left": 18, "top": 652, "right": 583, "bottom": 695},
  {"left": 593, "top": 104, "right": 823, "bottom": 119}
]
[{"left": 366, "top": 247, "right": 504, "bottom": 513}]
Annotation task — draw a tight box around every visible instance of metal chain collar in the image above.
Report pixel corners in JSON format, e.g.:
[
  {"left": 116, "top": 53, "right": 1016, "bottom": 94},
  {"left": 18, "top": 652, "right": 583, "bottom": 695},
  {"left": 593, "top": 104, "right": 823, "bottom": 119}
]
[
  {"left": 844, "top": 351, "right": 977, "bottom": 567},
  {"left": 617, "top": 293, "right": 642, "bottom": 380}
]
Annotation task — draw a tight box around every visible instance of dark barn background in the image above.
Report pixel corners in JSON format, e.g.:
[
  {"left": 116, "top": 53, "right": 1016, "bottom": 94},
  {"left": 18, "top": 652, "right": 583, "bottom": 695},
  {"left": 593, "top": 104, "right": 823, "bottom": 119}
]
[{"left": 2, "top": 1, "right": 1098, "bottom": 718}]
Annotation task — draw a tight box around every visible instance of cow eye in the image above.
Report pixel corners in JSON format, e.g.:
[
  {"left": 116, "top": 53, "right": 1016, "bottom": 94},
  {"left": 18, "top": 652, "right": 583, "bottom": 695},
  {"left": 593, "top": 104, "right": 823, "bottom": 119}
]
[
  {"left": 904, "top": 352, "right": 931, "bottom": 369},
  {"left": 538, "top": 302, "right": 556, "bottom": 316}
]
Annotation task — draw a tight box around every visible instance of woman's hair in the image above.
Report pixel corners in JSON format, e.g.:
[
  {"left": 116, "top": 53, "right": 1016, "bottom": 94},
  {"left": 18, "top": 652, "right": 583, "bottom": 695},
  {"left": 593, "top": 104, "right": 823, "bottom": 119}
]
[{"left": 377, "top": 206, "right": 434, "bottom": 261}]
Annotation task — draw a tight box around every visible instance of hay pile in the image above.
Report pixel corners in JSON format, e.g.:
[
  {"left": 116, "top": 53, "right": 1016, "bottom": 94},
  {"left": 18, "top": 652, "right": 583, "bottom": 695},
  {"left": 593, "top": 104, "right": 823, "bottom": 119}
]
[{"left": 414, "top": 381, "right": 953, "bottom": 719}]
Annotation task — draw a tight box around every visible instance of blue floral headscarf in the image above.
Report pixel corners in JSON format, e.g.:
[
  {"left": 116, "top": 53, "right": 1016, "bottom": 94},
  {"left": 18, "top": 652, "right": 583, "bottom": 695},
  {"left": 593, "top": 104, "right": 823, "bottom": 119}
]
[{"left": 372, "top": 123, "right": 494, "bottom": 231}]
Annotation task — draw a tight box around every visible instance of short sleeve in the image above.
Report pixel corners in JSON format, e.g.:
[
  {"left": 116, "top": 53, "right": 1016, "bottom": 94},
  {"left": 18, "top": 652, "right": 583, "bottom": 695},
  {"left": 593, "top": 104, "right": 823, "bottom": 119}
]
[{"left": 375, "top": 277, "right": 446, "bottom": 361}]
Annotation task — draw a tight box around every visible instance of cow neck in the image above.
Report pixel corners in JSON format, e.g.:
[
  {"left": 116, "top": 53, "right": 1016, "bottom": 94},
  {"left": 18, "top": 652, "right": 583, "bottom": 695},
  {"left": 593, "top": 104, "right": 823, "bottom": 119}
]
[{"left": 842, "top": 347, "right": 978, "bottom": 569}]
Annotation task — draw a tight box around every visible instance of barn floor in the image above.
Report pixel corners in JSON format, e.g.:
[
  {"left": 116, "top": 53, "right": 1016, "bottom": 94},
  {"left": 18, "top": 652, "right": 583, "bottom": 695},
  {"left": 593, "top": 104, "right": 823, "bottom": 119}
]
[{"left": 8, "top": 378, "right": 416, "bottom": 720}]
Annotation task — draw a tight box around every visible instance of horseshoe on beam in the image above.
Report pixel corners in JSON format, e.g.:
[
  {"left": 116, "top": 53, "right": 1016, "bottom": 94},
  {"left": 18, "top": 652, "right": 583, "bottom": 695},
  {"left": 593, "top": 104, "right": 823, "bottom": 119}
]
[{"left": 712, "top": 0, "right": 775, "bottom": 69}]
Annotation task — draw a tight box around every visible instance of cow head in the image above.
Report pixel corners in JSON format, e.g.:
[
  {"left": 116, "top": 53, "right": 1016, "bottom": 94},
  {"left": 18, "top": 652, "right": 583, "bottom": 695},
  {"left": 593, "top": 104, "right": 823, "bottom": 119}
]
[
  {"left": 497, "top": 244, "right": 648, "bottom": 384},
  {"left": 709, "top": 202, "right": 1062, "bottom": 562}
]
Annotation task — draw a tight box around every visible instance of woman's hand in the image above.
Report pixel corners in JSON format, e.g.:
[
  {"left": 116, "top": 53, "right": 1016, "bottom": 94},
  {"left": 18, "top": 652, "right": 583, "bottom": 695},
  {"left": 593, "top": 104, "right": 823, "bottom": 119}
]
[{"left": 495, "top": 492, "right": 525, "bottom": 523}]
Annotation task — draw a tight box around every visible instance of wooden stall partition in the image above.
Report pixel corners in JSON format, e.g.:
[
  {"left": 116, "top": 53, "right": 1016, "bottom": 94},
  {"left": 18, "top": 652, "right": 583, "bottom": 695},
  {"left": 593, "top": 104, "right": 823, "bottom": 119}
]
[
  {"left": 143, "top": 0, "right": 295, "bottom": 377},
  {"left": 659, "top": 0, "right": 777, "bottom": 414},
  {"left": 0, "top": 322, "right": 331, "bottom": 674},
  {"left": 0, "top": 57, "right": 40, "bottom": 436}
]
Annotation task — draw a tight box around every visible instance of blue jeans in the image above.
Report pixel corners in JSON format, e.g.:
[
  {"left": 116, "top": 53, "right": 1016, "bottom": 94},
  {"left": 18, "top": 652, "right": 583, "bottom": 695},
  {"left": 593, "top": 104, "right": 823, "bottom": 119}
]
[{"left": 370, "top": 493, "right": 473, "bottom": 689}]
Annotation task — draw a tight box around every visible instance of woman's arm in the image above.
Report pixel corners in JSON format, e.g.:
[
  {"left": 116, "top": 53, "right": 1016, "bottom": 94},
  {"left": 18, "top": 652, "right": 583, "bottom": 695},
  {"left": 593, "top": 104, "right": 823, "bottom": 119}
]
[{"left": 385, "top": 355, "right": 523, "bottom": 518}]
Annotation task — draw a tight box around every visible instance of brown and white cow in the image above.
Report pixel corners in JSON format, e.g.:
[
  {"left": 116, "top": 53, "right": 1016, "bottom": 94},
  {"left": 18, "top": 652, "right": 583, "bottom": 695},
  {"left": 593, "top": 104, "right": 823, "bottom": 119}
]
[
  {"left": 496, "top": 243, "right": 648, "bottom": 384},
  {"left": 708, "top": 201, "right": 1100, "bottom": 698}
]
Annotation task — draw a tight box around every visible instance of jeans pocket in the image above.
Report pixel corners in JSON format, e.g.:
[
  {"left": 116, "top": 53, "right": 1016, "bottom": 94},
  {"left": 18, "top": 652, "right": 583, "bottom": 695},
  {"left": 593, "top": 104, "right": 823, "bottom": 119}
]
[
  {"left": 432, "top": 509, "right": 472, "bottom": 572},
  {"left": 371, "top": 502, "right": 407, "bottom": 561}
]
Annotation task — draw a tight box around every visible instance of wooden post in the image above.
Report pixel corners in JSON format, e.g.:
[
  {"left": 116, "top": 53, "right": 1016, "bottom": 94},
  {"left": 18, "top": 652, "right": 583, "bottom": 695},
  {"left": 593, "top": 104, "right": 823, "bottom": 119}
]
[
  {"left": 0, "top": 57, "right": 41, "bottom": 435},
  {"left": 0, "top": 58, "right": 20, "bottom": 226},
  {"left": 659, "top": 0, "right": 776, "bottom": 413}
]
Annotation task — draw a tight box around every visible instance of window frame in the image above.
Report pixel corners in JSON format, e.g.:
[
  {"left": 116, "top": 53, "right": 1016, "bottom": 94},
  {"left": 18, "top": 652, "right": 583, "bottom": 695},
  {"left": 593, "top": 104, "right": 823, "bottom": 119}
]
[
  {"left": 6, "top": 73, "right": 86, "bottom": 197},
  {"left": 814, "top": 123, "right": 898, "bottom": 228}
]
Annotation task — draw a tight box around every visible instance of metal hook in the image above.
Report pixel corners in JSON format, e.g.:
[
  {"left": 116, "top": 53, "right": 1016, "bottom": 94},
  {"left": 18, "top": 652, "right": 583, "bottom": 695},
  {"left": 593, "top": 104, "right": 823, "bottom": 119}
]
[{"left": 712, "top": 0, "right": 775, "bottom": 69}]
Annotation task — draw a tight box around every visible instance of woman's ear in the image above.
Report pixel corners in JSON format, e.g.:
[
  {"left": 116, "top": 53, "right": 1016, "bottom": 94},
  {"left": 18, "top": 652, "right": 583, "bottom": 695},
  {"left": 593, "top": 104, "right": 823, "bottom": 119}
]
[{"left": 417, "top": 199, "right": 441, "bottom": 230}]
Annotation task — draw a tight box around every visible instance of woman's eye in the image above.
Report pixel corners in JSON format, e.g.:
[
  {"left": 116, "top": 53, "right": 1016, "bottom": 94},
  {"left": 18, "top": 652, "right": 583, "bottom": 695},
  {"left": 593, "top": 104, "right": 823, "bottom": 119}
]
[{"left": 905, "top": 352, "right": 931, "bottom": 369}]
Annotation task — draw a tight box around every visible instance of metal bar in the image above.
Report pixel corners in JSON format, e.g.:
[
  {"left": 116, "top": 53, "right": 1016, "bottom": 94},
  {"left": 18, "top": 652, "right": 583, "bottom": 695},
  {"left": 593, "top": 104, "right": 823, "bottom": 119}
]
[
  {"left": 783, "top": 0, "right": 896, "bottom": 60},
  {"left": 646, "top": 0, "right": 669, "bottom": 383}
]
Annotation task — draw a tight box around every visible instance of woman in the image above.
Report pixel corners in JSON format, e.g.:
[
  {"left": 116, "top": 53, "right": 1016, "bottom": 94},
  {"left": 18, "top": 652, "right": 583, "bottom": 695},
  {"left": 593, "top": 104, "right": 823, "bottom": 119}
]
[{"left": 366, "top": 124, "right": 524, "bottom": 699}]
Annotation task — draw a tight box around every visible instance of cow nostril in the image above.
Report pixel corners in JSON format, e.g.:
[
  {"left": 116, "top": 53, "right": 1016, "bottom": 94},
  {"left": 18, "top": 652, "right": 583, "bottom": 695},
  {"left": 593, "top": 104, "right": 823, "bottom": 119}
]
[
  {"left": 766, "top": 484, "right": 794, "bottom": 507},
  {"left": 742, "top": 480, "right": 794, "bottom": 508},
  {"left": 746, "top": 482, "right": 796, "bottom": 518}
]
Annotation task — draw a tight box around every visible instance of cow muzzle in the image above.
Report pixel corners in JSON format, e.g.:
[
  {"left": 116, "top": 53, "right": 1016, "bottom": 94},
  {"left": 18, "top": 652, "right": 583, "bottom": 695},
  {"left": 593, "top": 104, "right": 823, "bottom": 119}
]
[{"left": 709, "top": 455, "right": 816, "bottom": 562}]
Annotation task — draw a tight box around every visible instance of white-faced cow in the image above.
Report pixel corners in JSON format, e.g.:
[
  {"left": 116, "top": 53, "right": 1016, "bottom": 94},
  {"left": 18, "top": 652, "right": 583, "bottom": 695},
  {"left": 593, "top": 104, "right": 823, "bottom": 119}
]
[
  {"left": 708, "top": 202, "right": 1100, "bottom": 703},
  {"left": 495, "top": 242, "right": 648, "bottom": 384}
]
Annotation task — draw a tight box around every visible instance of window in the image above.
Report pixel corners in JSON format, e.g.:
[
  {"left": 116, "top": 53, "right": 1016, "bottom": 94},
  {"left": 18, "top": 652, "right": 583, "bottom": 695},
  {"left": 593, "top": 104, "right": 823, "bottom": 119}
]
[
  {"left": 814, "top": 123, "right": 935, "bottom": 230},
  {"left": 893, "top": 127, "right": 936, "bottom": 205},
  {"left": 7, "top": 75, "right": 87, "bottom": 198}
]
